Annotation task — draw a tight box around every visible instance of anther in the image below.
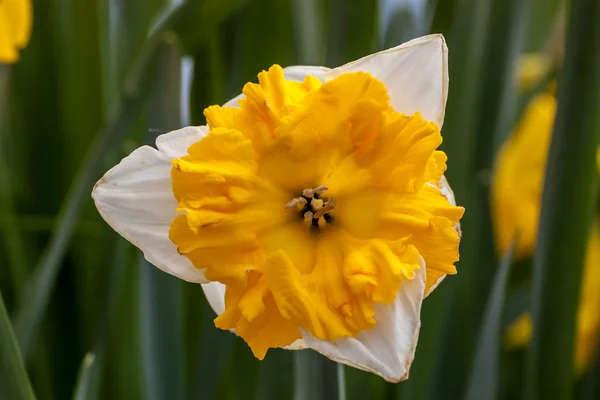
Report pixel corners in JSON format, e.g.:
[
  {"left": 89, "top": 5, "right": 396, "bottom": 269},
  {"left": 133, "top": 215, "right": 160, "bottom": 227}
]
[
  {"left": 285, "top": 197, "right": 307, "bottom": 209},
  {"left": 304, "top": 211, "right": 314, "bottom": 223},
  {"left": 313, "top": 197, "right": 336, "bottom": 219},
  {"left": 310, "top": 198, "right": 324, "bottom": 211},
  {"left": 302, "top": 186, "right": 328, "bottom": 198},
  {"left": 287, "top": 186, "right": 336, "bottom": 229}
]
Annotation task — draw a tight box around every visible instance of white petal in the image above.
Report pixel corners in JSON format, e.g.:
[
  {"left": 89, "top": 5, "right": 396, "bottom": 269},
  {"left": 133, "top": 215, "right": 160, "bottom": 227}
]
[
  {"left": 302, "top": 257, "right": 426, "bottom": 382},
  {"left": 92, "top": 145, "right": 207, "bottom": 283},
  {"left": 424, "top": 175, "right": 461, "bottom": 296},
  {"left": 155, "top": 125, "right": 208, "bottom": 159},
  {"left": 283, "top": 339, "right": 308, "bottom": 350},
  {"left": 325, "top": 34, "right": 448, "bottom": 127},
  {"left": 222, "top": 65, "right": 331, "bottom": 108},
  {"left": 439, "top": 174, "right": 457, "bottom": 207},
  {"left": 281, "top": 65, "right": 330, "bottom": 83},
  {"left": 201, "top": 281, "right": 226, "bottom": 315}
]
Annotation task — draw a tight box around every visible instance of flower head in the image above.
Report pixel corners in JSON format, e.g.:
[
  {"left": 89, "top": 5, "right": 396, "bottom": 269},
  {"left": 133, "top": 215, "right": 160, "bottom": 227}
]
[
  {"left": 93, "top": 34, "right": 464, "bottom": 382},
  {"left": 0, "top": 0, "right": 32, "bottom": 63},
  {"left": 493, "top": 76, "right": 600, "bottom": 373}
]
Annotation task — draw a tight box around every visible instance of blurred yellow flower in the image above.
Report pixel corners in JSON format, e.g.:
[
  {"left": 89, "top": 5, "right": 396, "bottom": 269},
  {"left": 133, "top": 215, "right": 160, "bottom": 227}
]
[
  {"left": 92, "top": 35, "right": 464, "bottom": 382},
  {"left": 492, "top": 75, "right": 600, "bottom": 373},
  {"left": 515, "top": 53, "right": 552, "bottom": 90},
  {"left": 492, "top": 93, "right": 556, "bottom": 258},
  {"left": 0, "top": 0, "right": 32, "bottom": 63}
]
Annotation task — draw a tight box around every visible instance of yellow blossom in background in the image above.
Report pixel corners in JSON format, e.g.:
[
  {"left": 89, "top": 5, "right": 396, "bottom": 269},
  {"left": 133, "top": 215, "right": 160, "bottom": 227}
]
[
  {"left": 492, "top": 70, "right": 600, "bottom": 372},
  {"left": 515, "top": 53, "right": 552, "bottom": 90},
  {"left": 492, "top": 93, "right": 556, "bottom": 258},
  {"left": 0, "top": 0, "right": 32, "bottom": 63},
  {"left": 92, "top": 35, "right": 464, "bottom": 382}
]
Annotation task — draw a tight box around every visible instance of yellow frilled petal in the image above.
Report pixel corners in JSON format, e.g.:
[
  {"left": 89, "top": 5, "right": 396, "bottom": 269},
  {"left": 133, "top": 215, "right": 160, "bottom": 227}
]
[
  {"left": 170, "top": 65, "right": 463, "bottom": 358},
  {"left": 0, "top": 0, "right": 32, "bottom": 63},
  {"left": 492, "top": 93, "right": 556, "bottom": 257}
]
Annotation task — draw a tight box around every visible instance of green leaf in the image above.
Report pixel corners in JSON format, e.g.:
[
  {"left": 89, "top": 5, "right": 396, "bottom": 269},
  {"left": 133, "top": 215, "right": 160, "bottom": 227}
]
[
  {"left": 526, "top": 0, "right": 600, "bottom": 398},
  {"left": 525, "top": 0, "right": 563, "bottom": 52},
  {"left": 254, "top": 349, "right": 294, "bottom": 400},
  {"left": 292, "top": 0, "right": 325, "bottom": 64},
  {"left": 138, "top": 36, "right": 185, "bottom": 400},
  {"left": 293, "top": 351, "right": 339, "bottom": 400},
  {"left": 0, "top": 290, "right": 36, "bottom": 400},
  {"left": 465, "top": 241, "right": 516, "bottom": 400},
  {"left": 12, "top": 31, "right": 172, "bottom": 360},
  {"left": 72, "top": 238, "right": 130, "bottom": 400},
  {"left": 189, "top": 310, "right": 236, "bottom": 399},
  {"left": 433, "top": 0, "right": 532, "bottom": 396},
  {"left": 73, "top": 353, "right": 97, "bottom": 400},
  {"left": 152, "top": 0, "right": 254, "bottom": 56},
  {"left": 325, "top": 0, "right": 378, "bottom": 67},
  {"left": 0, "top": 66, "right": 30, "bottom": 299}
]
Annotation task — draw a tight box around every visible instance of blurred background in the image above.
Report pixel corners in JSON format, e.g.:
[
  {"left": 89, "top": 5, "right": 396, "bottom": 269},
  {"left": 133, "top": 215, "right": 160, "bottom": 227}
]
[{"left": 1, "top": 0, "right": 599, "bottom": 399}]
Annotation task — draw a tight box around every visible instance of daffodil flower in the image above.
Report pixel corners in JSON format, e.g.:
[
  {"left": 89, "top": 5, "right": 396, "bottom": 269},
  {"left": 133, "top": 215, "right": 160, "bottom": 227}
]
[
  {"left": 0, "top": 0, "right": 32, "bottom": 63},
  {"left": 493, "top": 85, "right": 600, "bottom": 373},
  {"left": 92, "top": 34, "right": 464, "bottom": 382}
]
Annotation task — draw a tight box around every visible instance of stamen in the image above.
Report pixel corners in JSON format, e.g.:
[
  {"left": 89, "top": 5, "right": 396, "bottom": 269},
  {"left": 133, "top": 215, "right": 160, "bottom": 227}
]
[
  {"left": 302, "top": 186, "right": 328, "bottom": 198},
  {"left": 311, "top": 198, "right": 324, "bottom": 211},
  {"left": 313, "top": 197, "right": 336, "bottom": 219},
  {"left": 317, "top": 217, "right": 327, "bottom": 229},
  {"left": 304, "top": 211, "right": 314, "bottom": 223},
  {"left": 285, "top": 197, "right": 307, "bottom": 209},
  {"left": 287, "top": 186, "right": 336, "bottom": 229}
]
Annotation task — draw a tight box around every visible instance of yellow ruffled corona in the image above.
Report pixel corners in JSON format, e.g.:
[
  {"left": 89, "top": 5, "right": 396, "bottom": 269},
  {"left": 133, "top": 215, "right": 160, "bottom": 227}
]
[
  {"left": 493, "top": 85, "right": 600, "bottom": 373},
  {"left": 169, "top": 66, "right": 463, "bottom": 358},
  {"left": 92, "top": 34, "right": 463, "bottom": 382},
  {"left": 0, "top": 0, "right": 32, "bottom": 63}
]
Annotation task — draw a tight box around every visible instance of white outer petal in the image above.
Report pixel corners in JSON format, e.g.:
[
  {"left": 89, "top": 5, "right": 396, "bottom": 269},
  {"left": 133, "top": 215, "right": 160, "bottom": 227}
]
[
  {"left": 301, "top": 257, "right": 426, "bottom": 383},
  {"left": 424, "top": 175, "right": 461, "bottom": 297},
  {"left": 92, "top": 126, "right": 208, "bottom": 283},
  {"left": 201, "top": 281, "right": 226, "bottom": 315},
  {"left": 155, "top": 126, "right": 207, "bottom": 159},
  {"left": 283, "top": 339, "right": 308, "bottom": 350},
  {"left": 222, "top": 65, "right": 332, "bottom": 108},
  {"left": 325, "top": 34, "right": 448, "bottom": 128}
]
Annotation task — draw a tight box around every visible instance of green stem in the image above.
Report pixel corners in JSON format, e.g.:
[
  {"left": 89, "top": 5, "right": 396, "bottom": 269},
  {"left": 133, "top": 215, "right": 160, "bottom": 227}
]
[
  {"left": 526, "top": 0, "right": 600, "bottom": 398},
  {"left": 294, "top": 351, "right": 323, "bottom": 400},
  {"left": 293, "top": 351, "right": 342, "bottom": 400},
  {"left": 337, "top": 364, "right": 346, "bottom": 400}
]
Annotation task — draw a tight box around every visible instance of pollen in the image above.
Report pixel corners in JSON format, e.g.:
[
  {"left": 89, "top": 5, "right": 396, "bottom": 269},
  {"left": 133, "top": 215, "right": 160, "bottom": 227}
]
[
  {"left": 168, "top": 64, "right": 464, "bottom": 360},
  {"left": 286, "top": 186, "right": 336, "bottom": 230}
]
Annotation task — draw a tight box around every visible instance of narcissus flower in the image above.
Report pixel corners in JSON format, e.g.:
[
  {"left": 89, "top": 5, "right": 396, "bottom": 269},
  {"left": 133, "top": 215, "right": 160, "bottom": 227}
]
[
  {"left": 493, "top": 90, "right": 600, "bottom": 373},
  {"left": 0, "top": 0, "right": 32, "bottom": 63},
  {"left": 92, "top": 34, "right": 463, "bottom": 382}
]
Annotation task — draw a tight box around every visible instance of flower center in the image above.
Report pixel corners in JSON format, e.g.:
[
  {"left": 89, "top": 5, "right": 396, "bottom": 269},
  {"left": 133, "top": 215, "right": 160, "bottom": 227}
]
[{"left": 285, "top": 186, "right": 336, "bottom": 229}]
